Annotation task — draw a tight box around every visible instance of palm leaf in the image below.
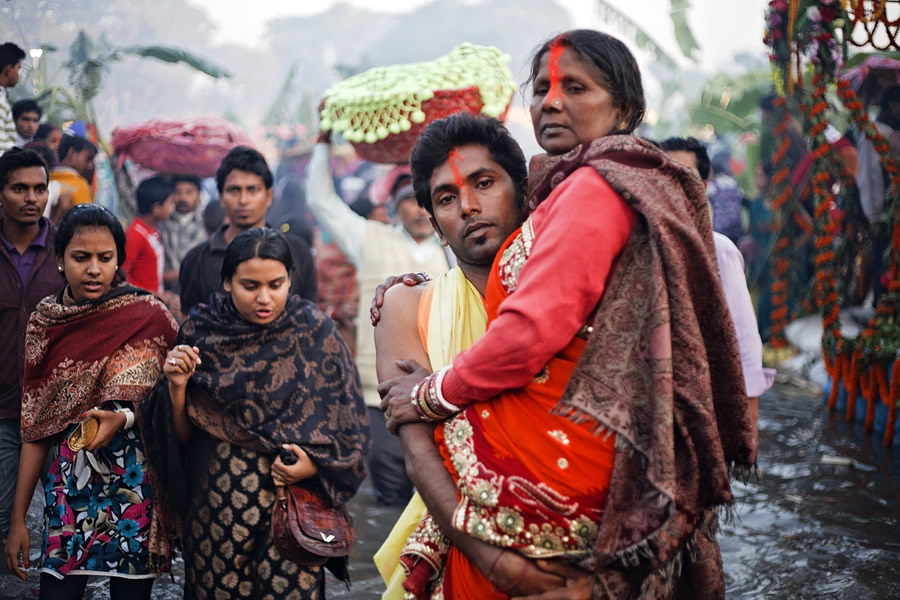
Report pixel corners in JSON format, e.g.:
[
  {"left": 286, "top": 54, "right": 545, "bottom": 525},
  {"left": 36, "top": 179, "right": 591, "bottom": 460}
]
[
  {"left": 67, "top": 30, "right": 95, "bottom": 67},
  {"left": 596, "top": 0, "right": 680, "bottom": 71},
  {"left": 669, "top": 0, "right": 701, "bottom": 61},
  {"left": 74, "top": 58, "right": 108, "bottom": 102},
  {"left": 264, "top": 62, "right": 299, "bottom": 126},
  {"left": 116, "top": 45, "right": 231, "bottom": 78},
  {"left": 687, "top": 103, "right": 754, "bottom": 132}
]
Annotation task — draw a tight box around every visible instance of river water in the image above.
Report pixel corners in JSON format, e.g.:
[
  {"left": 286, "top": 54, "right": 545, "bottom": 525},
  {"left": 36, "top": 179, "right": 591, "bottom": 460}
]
[{"left": 2, "top": 384, "right": 897, "bottom": 599}]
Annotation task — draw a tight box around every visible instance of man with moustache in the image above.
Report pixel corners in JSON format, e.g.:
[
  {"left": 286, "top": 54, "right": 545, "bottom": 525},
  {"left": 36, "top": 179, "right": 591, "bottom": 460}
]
[
  {"left": 0, "top": 149, "right": 64, "bottom": 545},
  {"left": 179, "top": 146, "right": 317, "bottom": 314},
  {"left": 157, "top": 175, "right": 208, "bottom": 293}
]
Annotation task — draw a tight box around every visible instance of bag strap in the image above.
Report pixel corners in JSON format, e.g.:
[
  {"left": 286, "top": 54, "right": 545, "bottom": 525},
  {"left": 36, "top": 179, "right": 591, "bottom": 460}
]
[{"left": 276, "top": 484, "right": 289, "bottom": 510}]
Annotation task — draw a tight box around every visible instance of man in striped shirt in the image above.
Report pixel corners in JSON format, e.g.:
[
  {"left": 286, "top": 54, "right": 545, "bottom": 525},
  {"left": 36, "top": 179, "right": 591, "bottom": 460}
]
[{"left": 0, "top": 43, "right": 24, "bottom": 154}]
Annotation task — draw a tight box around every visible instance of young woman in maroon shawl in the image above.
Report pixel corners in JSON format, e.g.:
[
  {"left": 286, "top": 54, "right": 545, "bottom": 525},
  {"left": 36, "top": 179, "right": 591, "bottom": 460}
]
[
  {"left": 141, "top": 227, "right": 369, "bottom": 600},
  {"left": 378, "top": 30, "right": 757, "bottom": 599},
  {"left": 4, "top": 204, "right": 177, "bottom": 600}
]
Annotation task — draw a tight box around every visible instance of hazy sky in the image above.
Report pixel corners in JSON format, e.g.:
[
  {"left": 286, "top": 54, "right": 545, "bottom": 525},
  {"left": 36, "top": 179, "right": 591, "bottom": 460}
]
[{"left": 186, "top": 0, "right": 771, "bottom": 73}]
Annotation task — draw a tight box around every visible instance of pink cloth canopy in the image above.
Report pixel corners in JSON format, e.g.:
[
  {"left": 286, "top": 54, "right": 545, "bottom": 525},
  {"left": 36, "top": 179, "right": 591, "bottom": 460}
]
[{"left": 112, "top": 117, "right": 254, "bottom": 177}]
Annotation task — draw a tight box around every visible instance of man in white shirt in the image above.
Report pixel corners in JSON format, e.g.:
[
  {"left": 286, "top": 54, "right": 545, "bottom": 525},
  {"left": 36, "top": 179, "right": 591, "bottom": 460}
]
[
  {"left": 307, "top": 129, "right": 452, "bottom": 506},
  {"left": 0, "top": 43, "right": 25, "bottom": 154},
  {"left": 662, "top": 136, "right": 774, "bottom": 446}
]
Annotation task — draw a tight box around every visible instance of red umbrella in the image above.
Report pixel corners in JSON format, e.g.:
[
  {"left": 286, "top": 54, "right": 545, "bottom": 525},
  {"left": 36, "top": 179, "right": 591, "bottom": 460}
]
[{"left": 112, "top": 116, "right": 253, "bottom": 176}]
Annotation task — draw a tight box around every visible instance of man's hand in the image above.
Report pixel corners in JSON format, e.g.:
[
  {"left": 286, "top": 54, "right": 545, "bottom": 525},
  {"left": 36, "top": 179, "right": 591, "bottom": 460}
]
[
  {"left": 511, "top": 559, "right": 595, "bottom": 600},
  {"left": 482, "top": 550, "right": 570, "bottom": 597},
  {"left": 316, "top": 98, "right": 332, "bottom": 144},
  {"left": 377, "top": 359, "right": 431, "bottom": 434},
  {"left": 370, "top": 272, "right": 431, "bottom": 325}
]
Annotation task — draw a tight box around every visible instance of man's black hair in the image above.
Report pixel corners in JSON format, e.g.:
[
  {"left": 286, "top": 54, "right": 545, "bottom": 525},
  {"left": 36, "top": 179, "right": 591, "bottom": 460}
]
[
  {"left": 58, "top": 134, "right": 98, "bottom": 164},
  {"left": 0, "top": 43, "right": 25, "bottom": 72},
  {"left": 23, "top": 142, "right": 55, "bottom": 173},
  {"left": 12, "top": 98, "right": 41, "bottom": 121},
  {"left": 758, "top": 93, "right": 779, "bottom": 113},
  {"left": 215, "top": 146, "right": 273, "bottom": 194},
  {"left": 659, "top": 136, "right": 710, "bottom": 181},
  {"left": 202, "top": 199, "right": 225, "bottom": 234},
  {"left": 0, "top": 148, "right": 49, "bottom": 188},
  {"left": 135, "top": 175, "right": 174, "bottom": 215},
  {"left": 878, "top": 84, "right": 900, "bottom": 131},
  {"left": 173, "top": 174, "right": 202, "bottom": 190},
  {"left": 409, "top": 113, "right": 527, "bottom": 218}
]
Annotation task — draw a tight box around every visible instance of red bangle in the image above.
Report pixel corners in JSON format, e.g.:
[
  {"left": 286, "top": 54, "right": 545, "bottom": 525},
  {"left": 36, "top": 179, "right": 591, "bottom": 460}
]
[{"left": 486, "top": 549, "right": 505, "bottom": 580}]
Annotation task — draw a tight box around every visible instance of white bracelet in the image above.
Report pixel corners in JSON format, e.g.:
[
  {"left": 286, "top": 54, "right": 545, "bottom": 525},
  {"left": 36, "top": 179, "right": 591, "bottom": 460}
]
[
  {"left": 433, "top": 366, "right": 459, "bottom": 413},
  {"left": 114, "top": 407, "right": 135, "bottom": 430}
]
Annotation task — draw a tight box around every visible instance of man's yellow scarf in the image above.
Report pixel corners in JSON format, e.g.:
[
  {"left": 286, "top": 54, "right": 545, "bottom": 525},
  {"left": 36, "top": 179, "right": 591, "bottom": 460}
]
[{"left": 374, "top": 266, "right": 487, "bottom": 598}]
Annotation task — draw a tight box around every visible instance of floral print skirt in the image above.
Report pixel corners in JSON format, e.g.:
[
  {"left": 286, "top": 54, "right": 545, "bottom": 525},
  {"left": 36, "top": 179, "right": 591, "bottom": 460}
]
[{"left": 41, "top": 421, "right": 157, "bottom": 579}]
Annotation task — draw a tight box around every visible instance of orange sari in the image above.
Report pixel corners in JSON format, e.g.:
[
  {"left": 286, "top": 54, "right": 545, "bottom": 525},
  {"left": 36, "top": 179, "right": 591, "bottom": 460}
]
[{"left": 429, "top": 221, "right": 617, "bottom": 598}]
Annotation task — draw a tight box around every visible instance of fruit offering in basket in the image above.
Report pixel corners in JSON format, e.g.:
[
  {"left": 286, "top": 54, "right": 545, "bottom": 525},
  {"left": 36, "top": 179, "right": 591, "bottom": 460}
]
[{"left": 320, "top": 43, "right": 516, "bottom": 164}]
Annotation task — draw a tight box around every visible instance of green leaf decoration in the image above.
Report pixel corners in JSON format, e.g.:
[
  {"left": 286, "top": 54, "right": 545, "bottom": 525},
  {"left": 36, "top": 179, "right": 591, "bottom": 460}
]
[
  {"left": 669, "top": 0, "right": 701, "bottom": 61},
  {"left": 596, "top": 0, "right": 680, "bottom": 71},
  {"left": 118, "top": 45, "right": 231, "bottom": 79}
]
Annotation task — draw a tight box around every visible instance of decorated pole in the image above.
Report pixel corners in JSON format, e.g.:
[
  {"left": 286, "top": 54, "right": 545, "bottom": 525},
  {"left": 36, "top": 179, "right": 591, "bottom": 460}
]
[{"left": 764, "top": 0, "right": 900, "bottom": 445}]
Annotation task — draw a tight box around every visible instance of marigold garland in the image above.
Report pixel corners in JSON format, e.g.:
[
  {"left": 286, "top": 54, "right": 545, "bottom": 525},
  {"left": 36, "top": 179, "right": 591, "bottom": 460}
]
[
  {"left": 767, "top": 95, "right": 795, "bottom": 348},
  {"left": 767, "top": 0, "right": 900, "bottom": 445}
]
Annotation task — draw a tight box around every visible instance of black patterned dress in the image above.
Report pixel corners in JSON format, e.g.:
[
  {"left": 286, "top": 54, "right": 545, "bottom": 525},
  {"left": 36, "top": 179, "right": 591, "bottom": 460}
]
[{"left": 183, "top": 433, "right": 323, "bottom": 600}]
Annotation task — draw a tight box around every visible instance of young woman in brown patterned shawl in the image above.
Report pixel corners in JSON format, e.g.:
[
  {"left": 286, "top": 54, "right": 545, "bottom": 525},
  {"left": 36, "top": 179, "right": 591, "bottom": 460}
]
[
  {"left": 141, "top": 227, "right": 369, "bottom": 600},
  {"left": 377, "top": 30, "right": 757, "bottom": 599},
  {"left": 4, "top": 204, "right": 177, "bottom": 600}
]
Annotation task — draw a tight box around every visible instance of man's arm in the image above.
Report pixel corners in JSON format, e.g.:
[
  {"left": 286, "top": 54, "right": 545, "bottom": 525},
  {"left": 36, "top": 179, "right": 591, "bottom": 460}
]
[
  {"left": 374, "top": 285, "right": 565, "bottom": 594},
  {"left": 306, "top": 143, "right": 367, "bottom": 268}
]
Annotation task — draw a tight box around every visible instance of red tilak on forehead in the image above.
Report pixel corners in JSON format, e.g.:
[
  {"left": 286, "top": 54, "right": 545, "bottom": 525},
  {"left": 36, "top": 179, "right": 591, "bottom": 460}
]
[
  {"left": 448, "top": 147, "right": 465, "bottom": 187},
  {"left": 546, "top": 38, "right": 565, "bottom": 103}
]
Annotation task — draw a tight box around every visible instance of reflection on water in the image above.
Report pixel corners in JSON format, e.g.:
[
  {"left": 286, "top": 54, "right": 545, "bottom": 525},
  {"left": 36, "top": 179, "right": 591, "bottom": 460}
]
[
  {"left": 2, "top": 385, "right": 896, "bottom": 599},
  {"left": 721, "top": 385, "right": 900, "bottom": 599}
]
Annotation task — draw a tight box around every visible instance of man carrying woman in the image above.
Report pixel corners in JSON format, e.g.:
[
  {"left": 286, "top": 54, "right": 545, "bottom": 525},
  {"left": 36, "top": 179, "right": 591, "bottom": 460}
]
[{"left": 378, "top": 29, "right": 757, "bottom": 599}]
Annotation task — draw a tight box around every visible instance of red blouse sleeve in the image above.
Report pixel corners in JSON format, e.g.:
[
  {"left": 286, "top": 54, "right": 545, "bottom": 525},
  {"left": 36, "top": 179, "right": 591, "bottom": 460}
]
[{"left": 441, "top": 167, "right": 636, "bottom": 405}]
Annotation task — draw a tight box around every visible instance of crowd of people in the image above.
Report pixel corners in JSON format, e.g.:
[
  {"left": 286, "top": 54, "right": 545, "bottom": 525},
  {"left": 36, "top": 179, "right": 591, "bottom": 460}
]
[{"left": 2, "top": 20, "right": 891, "bottom": 598}]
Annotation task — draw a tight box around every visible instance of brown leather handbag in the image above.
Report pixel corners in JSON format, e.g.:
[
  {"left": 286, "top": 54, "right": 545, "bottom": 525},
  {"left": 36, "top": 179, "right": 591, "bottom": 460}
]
[{"left": 272, "top": 484, "right": 354, "bottom": 566}]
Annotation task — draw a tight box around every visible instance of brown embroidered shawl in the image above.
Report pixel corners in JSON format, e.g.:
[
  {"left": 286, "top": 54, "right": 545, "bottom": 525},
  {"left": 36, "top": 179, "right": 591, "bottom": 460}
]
[
  {"left": 528, "top": 136, "right": 757, "bottom": 578},
  {"left": 21, "top": 283, "right": 177, "bottom": 443}
]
